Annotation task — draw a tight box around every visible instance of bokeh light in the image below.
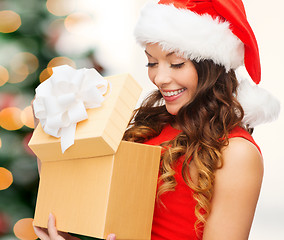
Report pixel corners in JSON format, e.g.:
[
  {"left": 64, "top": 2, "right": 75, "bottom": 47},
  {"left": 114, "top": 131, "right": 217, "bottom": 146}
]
[
  {"left": 13, "top": 218, "right": 37, "bottom": 240},
  {"left": 39, "top": 68, "right": 52, "bottom": 83},
  {"left": 0, "top": 212, "right": 10, "bottom": 236},
  {"left": 8, "top": 69, "right": 29, "bottom": 84},
  {"left": 46, "top": 19, "right": 65, "bottom": 47},
  {"left": 64, "top": 12, "right": 95, "bottom": 36},
  {"left": 0, "top": 65, "right": 9, "bottom": 87},
  {"left": 0, "top": 137, "right": 2, "bottom": 149},
  {"left": 11, "top": 52, "right": 39, "bottom": 74},
  {"left": 0, "top": 107, "right": 23, "bottom": 131},
  {"left": 40, "top": 55, "right": 77, "bottom": 83},
  {"left": 0, "top": 10, "right": 21, "bottom": 33},
  {"left": 0, "top": 93, "right": 16, "bottom": 110},
  {"left": 47, "top": 56, "right": 76, "bottom": 69},
  {"left": 8, "top": 52, "right": 39, "bottom": 84},
  {"left": 21, "top": 106, "right": 34, "bottom": 129},
  {"left": 46, "top": 0, "right": 76, "bottom": 16},
  {"left": 0, "top": 167, "right": 13, "bottom": 190}
]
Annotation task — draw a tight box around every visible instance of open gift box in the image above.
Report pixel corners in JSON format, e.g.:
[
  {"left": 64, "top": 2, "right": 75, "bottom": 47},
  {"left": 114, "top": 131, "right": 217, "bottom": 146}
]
[{"left": 29, "top": 73, "right": 161, "bottom": 240}]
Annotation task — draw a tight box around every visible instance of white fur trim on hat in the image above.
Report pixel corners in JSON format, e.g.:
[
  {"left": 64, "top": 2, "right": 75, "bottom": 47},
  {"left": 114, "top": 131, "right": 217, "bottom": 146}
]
[
  {"left": 134, "top": 1, "right": 244, "bottom": 71},
  {"left": 237, "top": 75, "right": 281, "bottom": 128}
]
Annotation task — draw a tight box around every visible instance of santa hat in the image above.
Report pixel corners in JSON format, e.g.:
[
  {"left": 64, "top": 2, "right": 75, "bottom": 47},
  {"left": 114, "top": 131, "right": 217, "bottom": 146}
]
[{"left": 134, "top": 0, "right": 280, "bottom": 127}]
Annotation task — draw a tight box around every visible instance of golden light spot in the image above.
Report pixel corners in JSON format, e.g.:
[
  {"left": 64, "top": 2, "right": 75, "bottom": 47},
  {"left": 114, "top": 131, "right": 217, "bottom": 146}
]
[
  {"left": 47, "top": 56, "right": 76, "bottom": 69},
  {"left": 0, "top": 137, "right": 2, "bottom": 148},
  {"left": 21, "top": 106, "right": 34, "bottom": 129},
  {"left": 0, "top": 65, "right": 9, "bottom": 86},
  {"left": 0, "top": 10, "right": 21, "bottom": 33},
  {"left": 13, "top": 218, "right": 38, "bottom": 240},
  {"left": 39, "top": 68, "right": 53, "bottom": 83},
  {"left": 11, "top": 52, "right": 39, "bottom": 75},
  {"left": 48, "top": 18, "right": 65, "bottom": 32},
  {"left": 64, "top": 12, "right": 95, "bottom": 35},
  {"left": 47, "top": 67, "right": 53, "bottom": 76},
  {"left": 46, "top": 19, "right": 65, "bottom": 43},
  {"left": 7, "top": 70, "right": 29, "bottom": 84},
  {"left": 0, "top": 107, "right": 23, "bottom": 131},
  {"left": 46, "top": 0, "right": 76, "bottom": 16},
  {"left": 0, "top": 167, "right": 13, "bottom": 190}
]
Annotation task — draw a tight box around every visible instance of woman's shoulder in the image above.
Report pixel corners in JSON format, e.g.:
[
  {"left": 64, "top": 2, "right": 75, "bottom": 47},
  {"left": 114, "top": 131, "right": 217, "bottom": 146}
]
[
  {"left": 217, "top": 126, "right": 263, "bottom": 188},
  {"left": 224, "top": 137, "right": 262, "bottom": 165},
  {"left": 221, "top": 129, "right": 263, "bottom": 178},
  {"left": 228, "top": 126, "right": 261, "bottom": 154}
]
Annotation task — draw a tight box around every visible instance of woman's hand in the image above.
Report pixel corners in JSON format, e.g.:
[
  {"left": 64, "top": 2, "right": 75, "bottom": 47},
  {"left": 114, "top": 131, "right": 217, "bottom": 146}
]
[
  {"left": 33, "top": 213, "right": 80, "bottom": 240},
  {"left": 33, "top": 213, "right": 116, "bottom": 240}
]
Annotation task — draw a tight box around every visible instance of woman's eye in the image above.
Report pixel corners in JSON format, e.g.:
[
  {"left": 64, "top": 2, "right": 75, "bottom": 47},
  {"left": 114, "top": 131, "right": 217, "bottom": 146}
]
[
  {"left": 171, "top": 62, "right": 185, "bottom": 69},
  {"left": 146, "top": 63, "right": 157, "bottom": 68}
]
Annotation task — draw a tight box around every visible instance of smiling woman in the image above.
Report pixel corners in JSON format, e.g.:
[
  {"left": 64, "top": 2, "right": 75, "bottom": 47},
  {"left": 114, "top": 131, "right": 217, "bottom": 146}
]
[
  {"left": 124, "top": 0, "right": 279, "bottom": 239},
  {"left": 145, "top": 43, "right": 198, "bottom": 115}
]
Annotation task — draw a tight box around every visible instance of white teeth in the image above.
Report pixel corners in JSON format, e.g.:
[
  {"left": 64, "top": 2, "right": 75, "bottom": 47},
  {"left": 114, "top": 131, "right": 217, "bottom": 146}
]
[{"left": 162, "top": 88, "right": 186, "bottom": 97}]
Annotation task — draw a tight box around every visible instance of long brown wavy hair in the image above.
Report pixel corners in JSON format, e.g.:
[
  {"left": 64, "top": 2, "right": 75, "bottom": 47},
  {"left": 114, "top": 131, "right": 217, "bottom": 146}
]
[{"left": 123, "top": 59, "right": 246, "bottom": 234}]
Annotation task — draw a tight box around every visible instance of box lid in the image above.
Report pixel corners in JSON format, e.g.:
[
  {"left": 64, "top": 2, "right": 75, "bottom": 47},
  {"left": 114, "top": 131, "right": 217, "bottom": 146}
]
[{"left": 28, "top": 73, "right": 142, "bottom": 161}]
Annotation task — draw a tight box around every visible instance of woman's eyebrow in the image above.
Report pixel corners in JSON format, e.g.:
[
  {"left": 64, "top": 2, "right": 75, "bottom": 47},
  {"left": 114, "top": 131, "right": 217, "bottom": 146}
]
[{"left": 145, "top": 50, "right": 175, "bottom": 57}]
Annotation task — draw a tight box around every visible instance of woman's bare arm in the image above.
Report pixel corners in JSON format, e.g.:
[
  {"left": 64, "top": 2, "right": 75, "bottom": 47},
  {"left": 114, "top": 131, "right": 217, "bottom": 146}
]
[{"left": 203, "top": 137, "right": 263, "bottom": 240}]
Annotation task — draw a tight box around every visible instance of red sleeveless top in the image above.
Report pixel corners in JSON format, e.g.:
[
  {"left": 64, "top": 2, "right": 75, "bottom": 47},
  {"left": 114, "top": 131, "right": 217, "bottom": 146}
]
[{"left": 144, "top": 124, "right": 260, "bottom": 240}]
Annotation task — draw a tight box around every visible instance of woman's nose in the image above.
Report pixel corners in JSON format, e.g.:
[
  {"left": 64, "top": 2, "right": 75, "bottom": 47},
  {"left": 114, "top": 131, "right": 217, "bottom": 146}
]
[{"left": 153, "top": 67, "right": 171, "bottom": 87}]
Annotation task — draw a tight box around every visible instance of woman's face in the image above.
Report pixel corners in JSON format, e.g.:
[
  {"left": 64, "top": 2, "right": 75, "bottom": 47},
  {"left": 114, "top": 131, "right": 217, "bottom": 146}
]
[{"left": 145, "top": 43, "right": 198, "bottom": 115}]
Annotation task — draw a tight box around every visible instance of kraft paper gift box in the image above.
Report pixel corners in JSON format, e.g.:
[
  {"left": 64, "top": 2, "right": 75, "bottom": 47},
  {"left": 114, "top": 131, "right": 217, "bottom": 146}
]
[{"left": 29, "top": 73, "right": 161, "bottom": 240}]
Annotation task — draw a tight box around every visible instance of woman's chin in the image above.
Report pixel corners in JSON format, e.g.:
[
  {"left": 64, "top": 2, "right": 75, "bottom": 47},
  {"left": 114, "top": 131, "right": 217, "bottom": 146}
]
[{"left": 165, "top": 106, "right": 180, "bottom": 116}]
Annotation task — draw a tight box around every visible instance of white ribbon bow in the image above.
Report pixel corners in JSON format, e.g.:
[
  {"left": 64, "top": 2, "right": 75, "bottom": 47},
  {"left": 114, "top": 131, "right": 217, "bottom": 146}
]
[{"left": 33, "top": 65, "right": 110, "bottom": 153}]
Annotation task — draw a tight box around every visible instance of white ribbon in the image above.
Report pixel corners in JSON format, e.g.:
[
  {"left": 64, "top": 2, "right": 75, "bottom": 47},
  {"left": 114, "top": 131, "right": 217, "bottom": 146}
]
[{"left": 33, "top": 65, "right": 110, "bottom": 153}]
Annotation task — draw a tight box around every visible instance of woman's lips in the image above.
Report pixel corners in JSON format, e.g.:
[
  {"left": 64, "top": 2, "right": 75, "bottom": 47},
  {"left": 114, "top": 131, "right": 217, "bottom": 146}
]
[{"left": 161, "top": 88, "right": 186, "bottom": 102}]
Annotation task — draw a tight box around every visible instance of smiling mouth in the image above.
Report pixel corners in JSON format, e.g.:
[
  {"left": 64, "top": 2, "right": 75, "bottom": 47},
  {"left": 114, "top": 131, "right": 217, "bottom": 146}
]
[{"left": 161, "top": 88, "right": 186, "bottom": 97}]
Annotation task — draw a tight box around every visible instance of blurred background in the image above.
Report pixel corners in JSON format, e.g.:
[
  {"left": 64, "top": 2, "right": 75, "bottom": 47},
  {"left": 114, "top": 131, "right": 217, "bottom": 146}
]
[{"left": 0, "top": 0, "right": 283, "bottom": 239}]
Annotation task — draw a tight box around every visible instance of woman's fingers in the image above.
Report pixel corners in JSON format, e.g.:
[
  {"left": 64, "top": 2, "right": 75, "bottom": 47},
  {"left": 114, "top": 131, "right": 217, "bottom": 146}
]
[
  {"left": 47, "top": 213, "right": 65, "bottom": 240},
  {"left": 47, "top": 213, "right": 58, "bottom": 237},
  {"left": 33, "top": 225, "right": 50, "bottom": 240},
  {"left": 33, "top": 214, "right": 82, "bottom": 240},
  {"left": 106, "top": 233, "right": 116, "bottom": 240},
  {"left": 34, "top": 213, "right": 109, "bottom": 240}
]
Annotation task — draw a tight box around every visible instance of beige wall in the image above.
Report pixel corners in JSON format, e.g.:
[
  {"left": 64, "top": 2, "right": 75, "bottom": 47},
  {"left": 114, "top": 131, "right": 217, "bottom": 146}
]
[{"left": 242, "top": 1, "right": 284, "bottom": 239}]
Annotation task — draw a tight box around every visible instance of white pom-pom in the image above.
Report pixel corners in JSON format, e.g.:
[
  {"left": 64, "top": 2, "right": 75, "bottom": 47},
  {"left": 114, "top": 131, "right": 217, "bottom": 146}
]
[{"left": 237, "top": 77, "right": 281, "bottom": 128}]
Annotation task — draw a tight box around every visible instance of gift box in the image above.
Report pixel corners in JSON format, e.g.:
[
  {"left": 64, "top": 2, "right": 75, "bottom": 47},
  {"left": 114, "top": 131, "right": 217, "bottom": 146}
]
[
  {"left": 29, "top": 72, "right": 161, "bottom": 240},
  {"left": 29, "top": 73, "right": 143, "bottom": 161}
]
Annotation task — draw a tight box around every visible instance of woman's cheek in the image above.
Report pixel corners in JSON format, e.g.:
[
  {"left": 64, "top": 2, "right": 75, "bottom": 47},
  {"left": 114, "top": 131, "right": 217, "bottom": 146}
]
[{"left": 148, "top": 71, "right": 155, "bottom": 84}]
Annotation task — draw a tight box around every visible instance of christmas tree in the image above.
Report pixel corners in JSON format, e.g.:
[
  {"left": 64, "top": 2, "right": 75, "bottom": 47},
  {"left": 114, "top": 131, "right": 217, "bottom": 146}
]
[{"left": 0, "top": 0, "right": 104, "bottom": 239}]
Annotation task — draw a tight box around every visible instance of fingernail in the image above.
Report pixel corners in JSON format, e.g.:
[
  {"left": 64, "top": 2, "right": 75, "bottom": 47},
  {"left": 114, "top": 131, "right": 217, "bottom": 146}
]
[
  {"left": 108, "top": 233, "right": 116, "bottom": 240},
  {"left": 49, "top": 213, "right": 53, "bottom": 219}
]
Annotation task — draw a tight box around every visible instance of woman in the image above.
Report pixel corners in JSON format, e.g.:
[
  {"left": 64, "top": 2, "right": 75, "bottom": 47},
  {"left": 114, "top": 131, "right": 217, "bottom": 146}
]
[
  {"left": 34, "top": 0, "right": 280, "bottom": 239},
  {"left": 123, "top": 43, "right": 263, "bottom": 240}
]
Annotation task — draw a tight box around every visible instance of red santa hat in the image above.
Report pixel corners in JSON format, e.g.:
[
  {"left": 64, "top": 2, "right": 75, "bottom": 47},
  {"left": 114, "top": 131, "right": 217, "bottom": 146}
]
[{"left": 134, "top": 0, "right": 280, "bottom": 127}]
